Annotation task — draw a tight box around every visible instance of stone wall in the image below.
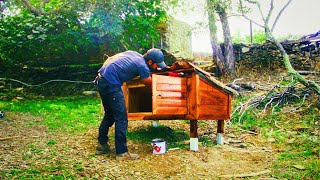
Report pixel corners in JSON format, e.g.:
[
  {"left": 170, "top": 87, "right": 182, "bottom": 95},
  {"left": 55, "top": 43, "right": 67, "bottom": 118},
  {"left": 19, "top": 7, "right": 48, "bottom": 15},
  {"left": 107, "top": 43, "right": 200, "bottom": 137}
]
[
  {"left": 232, "top": 41, "right": 320, "bottom": 72},
  {"left": 161, "top": 18, "right": 193, "bottom": 60}
]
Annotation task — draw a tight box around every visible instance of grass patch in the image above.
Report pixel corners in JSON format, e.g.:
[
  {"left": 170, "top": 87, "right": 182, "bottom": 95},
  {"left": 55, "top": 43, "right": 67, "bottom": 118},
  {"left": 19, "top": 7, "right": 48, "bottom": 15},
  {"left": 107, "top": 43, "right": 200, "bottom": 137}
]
[
  {"left": 231, "top": 96, "right": 320, "bottom": 179},
  {"left": 0, "top": 96, "right": 101, "bottom": 133}
]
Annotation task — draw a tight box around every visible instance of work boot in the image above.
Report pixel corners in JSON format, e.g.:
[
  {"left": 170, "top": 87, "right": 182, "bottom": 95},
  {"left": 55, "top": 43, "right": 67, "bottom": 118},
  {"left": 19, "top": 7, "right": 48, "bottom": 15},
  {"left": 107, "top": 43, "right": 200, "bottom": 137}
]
[
  {"left": 116, "top": 152, "right": 140, "bottom": 160},
  {"left": 96, "top": 143, "right": 114, "bottom": 154}
]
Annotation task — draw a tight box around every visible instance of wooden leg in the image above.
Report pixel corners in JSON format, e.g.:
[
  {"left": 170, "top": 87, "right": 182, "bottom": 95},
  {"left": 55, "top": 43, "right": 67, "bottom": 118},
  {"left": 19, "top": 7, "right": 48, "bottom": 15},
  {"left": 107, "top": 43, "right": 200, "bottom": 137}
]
[
  {"left": 217, "top": 120, "right": 224, "bottom": 145},
  {"left": 190, "top": 120, "right": 198, "bottom": 151}
]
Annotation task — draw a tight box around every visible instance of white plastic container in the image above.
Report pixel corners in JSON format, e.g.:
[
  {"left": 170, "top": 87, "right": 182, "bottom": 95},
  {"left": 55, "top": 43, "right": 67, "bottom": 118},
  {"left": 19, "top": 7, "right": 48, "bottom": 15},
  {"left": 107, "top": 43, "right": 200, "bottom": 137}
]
[{"left": 151, "top": 139, "right": 166, "bottom": 154}]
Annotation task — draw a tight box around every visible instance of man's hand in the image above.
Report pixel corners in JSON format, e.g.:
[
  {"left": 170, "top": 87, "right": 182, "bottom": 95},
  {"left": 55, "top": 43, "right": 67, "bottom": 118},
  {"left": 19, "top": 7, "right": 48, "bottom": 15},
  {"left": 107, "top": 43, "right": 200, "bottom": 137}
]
[{"left": 141, "top": 76, "right": 152, "bottom": 91}]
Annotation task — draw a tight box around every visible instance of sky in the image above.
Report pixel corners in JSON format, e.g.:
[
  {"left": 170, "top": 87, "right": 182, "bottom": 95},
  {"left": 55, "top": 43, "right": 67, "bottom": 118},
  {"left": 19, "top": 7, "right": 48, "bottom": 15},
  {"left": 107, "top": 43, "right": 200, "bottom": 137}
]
[{"left": 173, "top": 0, "right": 320, "bottom": 53}]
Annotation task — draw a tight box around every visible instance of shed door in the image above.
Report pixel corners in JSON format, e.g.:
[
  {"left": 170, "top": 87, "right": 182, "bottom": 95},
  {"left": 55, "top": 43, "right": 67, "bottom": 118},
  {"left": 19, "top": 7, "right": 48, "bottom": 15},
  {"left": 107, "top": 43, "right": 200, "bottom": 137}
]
[{"left": 152, "top": 74, "right": 187, "bottom": 115}]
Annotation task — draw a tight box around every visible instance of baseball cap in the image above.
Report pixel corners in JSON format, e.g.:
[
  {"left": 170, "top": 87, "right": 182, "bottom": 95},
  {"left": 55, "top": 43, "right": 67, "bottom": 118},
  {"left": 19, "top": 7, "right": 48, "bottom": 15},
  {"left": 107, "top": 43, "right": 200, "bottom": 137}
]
[{"left": 144, "top": 48, "right": 166, "bottom": 68}]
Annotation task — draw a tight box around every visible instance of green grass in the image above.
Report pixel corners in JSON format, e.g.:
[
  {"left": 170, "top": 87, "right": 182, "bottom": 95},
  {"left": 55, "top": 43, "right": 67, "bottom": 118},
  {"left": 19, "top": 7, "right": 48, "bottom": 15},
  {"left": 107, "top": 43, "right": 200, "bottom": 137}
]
[
  {"left": 231, "top": 98, "right": 320, "bottom": 179},
  {"left": 1, "top": 94, "right": 319, "bottom": 179},
  {"left": 0, "top": 96, "right": 101, "bottom": 133}
]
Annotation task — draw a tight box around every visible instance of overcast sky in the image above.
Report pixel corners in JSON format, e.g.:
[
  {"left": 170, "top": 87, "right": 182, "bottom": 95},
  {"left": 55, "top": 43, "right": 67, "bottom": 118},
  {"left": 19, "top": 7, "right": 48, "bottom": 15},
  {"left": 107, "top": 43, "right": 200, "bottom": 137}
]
[{"left": 173, "top": 0, "right": 320, "bottom": 52}]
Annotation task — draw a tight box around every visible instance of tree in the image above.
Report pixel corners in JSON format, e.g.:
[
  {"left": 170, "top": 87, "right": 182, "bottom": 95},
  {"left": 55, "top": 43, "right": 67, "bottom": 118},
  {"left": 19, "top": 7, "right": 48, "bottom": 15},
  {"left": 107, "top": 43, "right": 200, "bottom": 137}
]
[
  {"left": 206, "top": 0, "right": 225, "bottom": 76},
  {"left": 0, "top": 0, "right": 170, "bottom": 65},
  {"left": 206, "top": 0, "right": 235, "bottom": 76},
  {"left": 238, "top": 0, "right": 320, "bottom": 95}
]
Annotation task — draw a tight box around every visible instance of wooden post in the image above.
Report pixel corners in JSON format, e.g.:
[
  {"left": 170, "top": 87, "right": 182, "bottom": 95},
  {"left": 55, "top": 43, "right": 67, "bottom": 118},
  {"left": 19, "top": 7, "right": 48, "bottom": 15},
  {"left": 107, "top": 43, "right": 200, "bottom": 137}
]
[
  {"left": 217, "top": 120, "right": 224, "bottom": 145},
  {"left": 190, "top": 120, "right": 198, "bottom": 151}
]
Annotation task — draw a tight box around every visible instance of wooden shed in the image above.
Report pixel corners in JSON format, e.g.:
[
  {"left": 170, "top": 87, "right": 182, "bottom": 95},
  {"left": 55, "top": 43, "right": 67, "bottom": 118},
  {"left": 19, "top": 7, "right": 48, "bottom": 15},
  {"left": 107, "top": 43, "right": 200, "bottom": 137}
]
[{"left": 118, "top": 62, "right": 238, "bottom": 151}]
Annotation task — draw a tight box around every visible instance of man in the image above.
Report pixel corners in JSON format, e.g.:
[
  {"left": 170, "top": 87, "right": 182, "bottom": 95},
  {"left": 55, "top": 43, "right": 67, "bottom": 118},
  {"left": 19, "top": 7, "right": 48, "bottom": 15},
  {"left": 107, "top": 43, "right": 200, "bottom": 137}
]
[{"left": 94, "top": 48, "right": 167, "bottom": 159}]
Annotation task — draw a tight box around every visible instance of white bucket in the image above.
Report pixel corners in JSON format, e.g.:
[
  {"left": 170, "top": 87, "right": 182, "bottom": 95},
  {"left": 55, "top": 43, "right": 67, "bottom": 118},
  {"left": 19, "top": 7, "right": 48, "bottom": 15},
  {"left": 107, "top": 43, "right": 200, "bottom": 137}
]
[{"left": 151, "top": 139, "right": 166, "bottom": 154}]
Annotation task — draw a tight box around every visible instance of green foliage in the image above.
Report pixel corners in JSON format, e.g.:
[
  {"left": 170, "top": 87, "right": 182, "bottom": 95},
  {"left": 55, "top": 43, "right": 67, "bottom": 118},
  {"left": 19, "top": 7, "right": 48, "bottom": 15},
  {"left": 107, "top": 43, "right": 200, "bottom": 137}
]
[
  {"left": 0, "top": 12, "right": 98, "bottom": 65},
  {"left": 0, "top": 0, "right": 169, "bottom": 65},
  {"left": 232, "top": 30, "right": 266, "bottom": 44},
  {"left": 85, "top": 0, "right": 167, "bottom": 52}
]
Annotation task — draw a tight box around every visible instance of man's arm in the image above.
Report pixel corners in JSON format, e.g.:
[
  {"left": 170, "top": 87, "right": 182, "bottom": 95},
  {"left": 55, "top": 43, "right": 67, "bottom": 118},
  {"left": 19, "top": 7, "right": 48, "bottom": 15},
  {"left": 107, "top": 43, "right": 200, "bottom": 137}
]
[{"left": 141, "top": 76, "right": 152, "bottom": 87}]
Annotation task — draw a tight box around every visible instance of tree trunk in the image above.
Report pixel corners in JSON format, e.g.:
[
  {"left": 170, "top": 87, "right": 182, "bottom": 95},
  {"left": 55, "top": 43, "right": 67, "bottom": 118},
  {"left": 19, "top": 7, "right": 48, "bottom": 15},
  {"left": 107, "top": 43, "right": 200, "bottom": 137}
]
[
  {"left": 218, "top": 8, "right": 235, "bottom": 76},
  {"left": 206, "top": 0, "right": 225, "bottom": 77}
]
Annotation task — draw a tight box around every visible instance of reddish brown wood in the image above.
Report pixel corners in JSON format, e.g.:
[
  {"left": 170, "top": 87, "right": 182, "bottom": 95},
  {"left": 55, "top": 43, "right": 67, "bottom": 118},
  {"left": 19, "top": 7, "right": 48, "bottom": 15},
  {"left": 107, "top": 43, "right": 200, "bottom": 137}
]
[
  {"left": 156, "top": 84, "right": 187, "bottom": 92},
  {"left": 154, "top": 75, "right": 187, "bottom": 85},
  {"left": 153, "top": 107, "right": 187, "bottom": 115},
  {"left": 156, "top": 99, "right": 187, "bottom": 107},
  {"left": 217, "top": 120, "right": 225, "bottom": 133},
  {"left": 128, "top": 113, "right": 185, "bottom": 120},
  {"left": 186, "top": 73, "right": 199, "bottom": 120},
  {"left": 199, "top": 105, "right": 228, "bottom": 114},
  {"left": 190, "top": 120, "right": 198, "bottom": 138},
  {"left": 105, "top": 72, "right": 232, "bottom": 122},
  {"left": 154, "top": 91, "right": 186, "bottom": 99},
  {"left": 153, "top": 74, "right": 188, "bottom": 115}
]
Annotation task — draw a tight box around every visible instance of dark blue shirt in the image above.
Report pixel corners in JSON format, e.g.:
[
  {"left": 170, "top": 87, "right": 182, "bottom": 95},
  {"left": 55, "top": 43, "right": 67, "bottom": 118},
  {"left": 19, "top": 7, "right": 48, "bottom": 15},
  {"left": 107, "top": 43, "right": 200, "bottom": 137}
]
[{"left": 98, "top": 51, "right": 150, "bottom": 86}]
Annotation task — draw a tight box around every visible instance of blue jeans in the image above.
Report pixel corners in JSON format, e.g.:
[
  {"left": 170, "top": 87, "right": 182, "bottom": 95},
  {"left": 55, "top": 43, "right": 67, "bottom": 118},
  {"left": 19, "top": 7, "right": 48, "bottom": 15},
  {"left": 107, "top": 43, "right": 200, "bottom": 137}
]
[{"left": 95, "top": 77, "right": 128, "bottom": 154}]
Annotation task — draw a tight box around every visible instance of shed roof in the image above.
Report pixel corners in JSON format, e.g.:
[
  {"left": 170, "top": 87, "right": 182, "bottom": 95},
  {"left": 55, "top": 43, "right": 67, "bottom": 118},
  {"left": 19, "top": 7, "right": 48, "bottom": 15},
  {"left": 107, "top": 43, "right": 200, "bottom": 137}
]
[{"left": 188, "top": 62, "right": 239, "bottom": 96}]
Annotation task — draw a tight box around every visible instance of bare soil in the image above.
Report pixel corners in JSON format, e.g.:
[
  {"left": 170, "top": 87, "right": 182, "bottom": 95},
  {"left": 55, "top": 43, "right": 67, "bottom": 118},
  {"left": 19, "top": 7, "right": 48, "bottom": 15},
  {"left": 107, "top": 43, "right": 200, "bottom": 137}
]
[{"left": 0, "top": 113, "right": 279, "bottom": 179}]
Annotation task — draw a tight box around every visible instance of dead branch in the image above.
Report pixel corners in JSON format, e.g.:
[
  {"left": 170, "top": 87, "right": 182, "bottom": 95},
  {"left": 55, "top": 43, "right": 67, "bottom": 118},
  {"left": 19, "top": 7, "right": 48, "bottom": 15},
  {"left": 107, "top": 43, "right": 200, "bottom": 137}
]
[
  {"left": 0, "top": 136, "right": 21, "bottom": 141},
  {"left": 219, "top": 169, "right": 271, "bottom": 178},
  {"left": 0, "top": 136, "right": 39, "bottom": 141},
  {"left": 297, "top": 71, "right": 320, "bottom": 75},
  {"left": 271, "top": 0, "right": 293, "bottom": 32},
  {"left": 232, "top": 81, "right": 314, "bottom": 121}
]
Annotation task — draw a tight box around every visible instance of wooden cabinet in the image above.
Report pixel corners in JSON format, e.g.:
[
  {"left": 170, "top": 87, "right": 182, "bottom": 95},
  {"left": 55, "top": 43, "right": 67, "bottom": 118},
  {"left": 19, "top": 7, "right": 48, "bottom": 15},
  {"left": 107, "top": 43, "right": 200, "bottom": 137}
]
[{"left": 124, "top": 72, "right": 233, "bottom": 122}]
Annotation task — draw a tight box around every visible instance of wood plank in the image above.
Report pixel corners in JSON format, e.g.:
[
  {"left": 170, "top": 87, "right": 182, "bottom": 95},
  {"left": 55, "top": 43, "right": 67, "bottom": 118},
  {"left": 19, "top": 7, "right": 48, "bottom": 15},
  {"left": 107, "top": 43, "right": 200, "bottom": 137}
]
[
  {"left": 200, "top": 91, "right": 228, "bottom": 105},
  {"left": 199, "top": 81, "right": 222, "bottom": 93},
  {"left": 128, "top": 113, "right": 185, "bottom": 120},
  {"left": 153, "top": 107, "right": 187, "bottom": 115},
  {"left": 186, "top": 73, "right": 199, "bottom": 119},
  {"left": 199, "top": 105, "right": 228, "bottom": 115},
  {"left": 200, "top": 98, "right": 228, "bottom": 106},
  {"left": 154, "top": 75, "right": 187, "bottom": 85},
  {"left": 228, "top": 94, "right": 232, "bottom": 119},
  {"left": 155, "top": 99, "right": 187, "bottom": 107},
  {"left": 198, "top": 114, "right": 229, "bottom": 120},
  {"left": 188, "top": 62, "right": 212, "bottom": 77},
  {"left": 156, "top": 84, "right": 187, "bottom": 92},
  {"left": 154, "top": 91, "right": 187, "bottom": 99},
  {"left": 128, "top": 113, "right": 154, "bottom": 120}
]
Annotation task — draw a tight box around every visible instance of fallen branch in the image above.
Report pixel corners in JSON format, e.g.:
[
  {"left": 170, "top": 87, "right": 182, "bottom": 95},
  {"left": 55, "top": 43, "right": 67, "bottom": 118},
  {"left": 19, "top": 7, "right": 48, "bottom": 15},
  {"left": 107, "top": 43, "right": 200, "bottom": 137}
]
[
  {"left": 297, "top": 71, "right": 320, "bottom": 75},
  {"left": 0, "top": 136, "right": 21, "bottom": 141},
  {"left": 219, "top": 170, "right": 271, "bottom": 178},
  {"left": 0, "top": 135, "right": 39, "bottom": 141}
]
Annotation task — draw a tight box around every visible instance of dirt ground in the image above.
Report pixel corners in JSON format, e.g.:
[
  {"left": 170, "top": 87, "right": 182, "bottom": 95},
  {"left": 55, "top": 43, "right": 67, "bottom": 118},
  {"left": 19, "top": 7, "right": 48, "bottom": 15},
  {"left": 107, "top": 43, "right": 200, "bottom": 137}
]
[{"left": 0, "top": 112, "right": 279, "bottom": 179}]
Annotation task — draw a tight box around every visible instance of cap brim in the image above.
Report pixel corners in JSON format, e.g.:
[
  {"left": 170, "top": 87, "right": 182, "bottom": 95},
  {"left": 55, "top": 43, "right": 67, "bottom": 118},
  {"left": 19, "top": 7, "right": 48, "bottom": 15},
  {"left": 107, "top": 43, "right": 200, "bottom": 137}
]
[{"left": 157, "top": 61, "right": 167, "bottom": 69}]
